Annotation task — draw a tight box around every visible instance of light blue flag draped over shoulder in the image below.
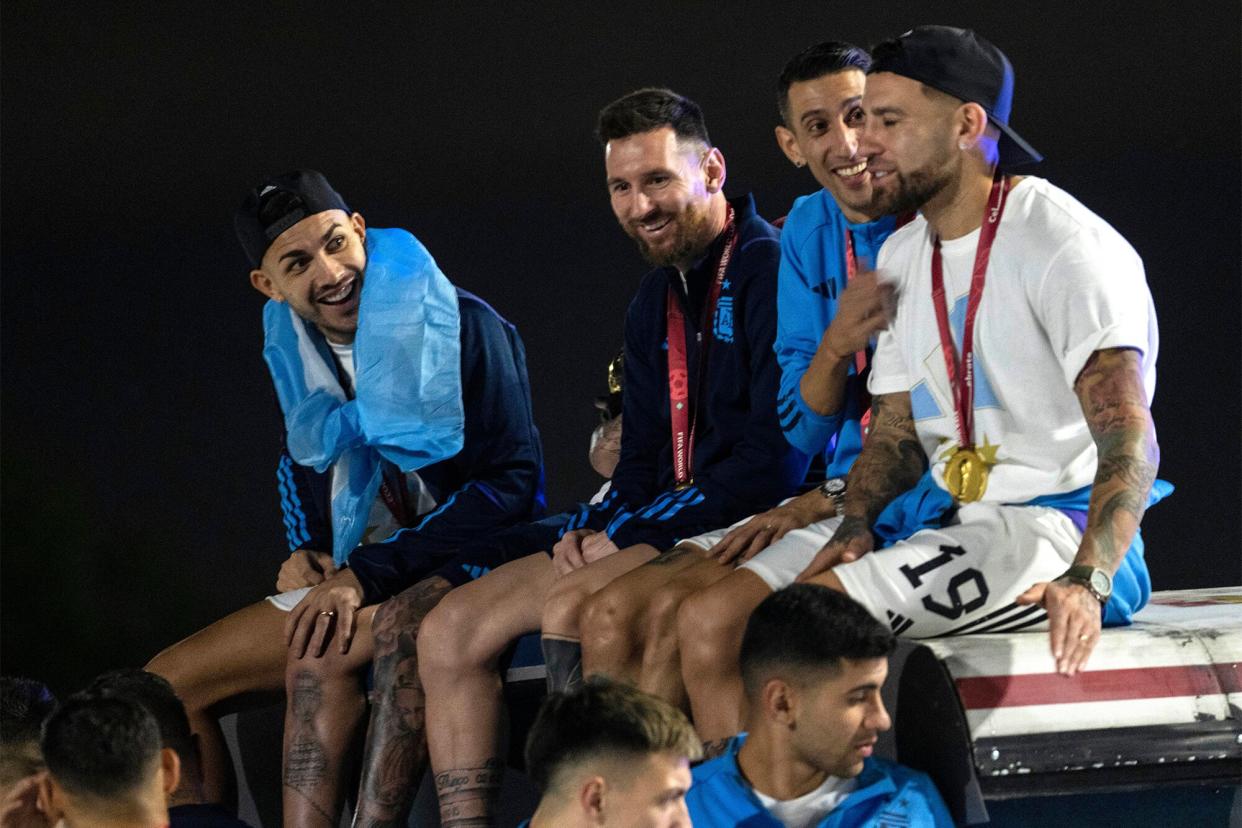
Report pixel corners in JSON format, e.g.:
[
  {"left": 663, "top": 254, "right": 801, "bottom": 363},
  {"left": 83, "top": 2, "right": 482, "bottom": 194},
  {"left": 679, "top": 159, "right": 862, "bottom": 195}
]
[{"left": 262, "top": 227, "right": 464, "bottom": 564}]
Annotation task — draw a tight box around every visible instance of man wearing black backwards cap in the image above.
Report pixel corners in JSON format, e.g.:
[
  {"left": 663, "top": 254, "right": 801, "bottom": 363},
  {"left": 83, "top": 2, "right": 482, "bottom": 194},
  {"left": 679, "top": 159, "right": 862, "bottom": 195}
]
[
  {"left": 795, "top": 27, "right": 1168, "bottom": 677},
  {"left": 147, "top": 170, "right": 545, "bottom": 825}
]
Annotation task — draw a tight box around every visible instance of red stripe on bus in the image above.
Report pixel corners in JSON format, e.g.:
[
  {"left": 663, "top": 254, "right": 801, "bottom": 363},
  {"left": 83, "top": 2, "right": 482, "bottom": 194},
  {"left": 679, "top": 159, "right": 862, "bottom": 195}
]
[{"left": 955, "top": 663, "right": 1240, "bottom": 710}]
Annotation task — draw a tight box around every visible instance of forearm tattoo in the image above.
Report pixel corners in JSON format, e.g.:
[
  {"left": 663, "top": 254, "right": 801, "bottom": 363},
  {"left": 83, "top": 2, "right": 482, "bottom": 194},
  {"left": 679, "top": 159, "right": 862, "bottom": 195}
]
[
  {"left": 285, "top": 670, "right": 334, "bottom": 826},
  {"left": 1075, "top": 349, "right": 1159, "bottom": 571},
  {"left": 354, "top": 576, "right": 453, "bottom": 828},
  {"left": 844, "top": 393, "right": 926, "bottom": 525},
  {"left": 435, "top": 758, "right": 503, "bottom": 828}
]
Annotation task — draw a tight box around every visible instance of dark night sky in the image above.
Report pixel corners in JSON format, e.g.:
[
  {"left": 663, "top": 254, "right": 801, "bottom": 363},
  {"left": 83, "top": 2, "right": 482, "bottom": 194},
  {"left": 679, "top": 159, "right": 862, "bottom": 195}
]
[{"left": 2, "top": 2, "right": 1239, "bottom": 694}]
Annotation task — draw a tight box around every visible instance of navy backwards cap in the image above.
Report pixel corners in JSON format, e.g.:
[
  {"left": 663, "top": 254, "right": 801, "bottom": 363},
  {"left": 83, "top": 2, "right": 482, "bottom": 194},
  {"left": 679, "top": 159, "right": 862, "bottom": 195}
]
[
  {"left": 869, "top": 25, "right": 1043, "bottom": 169},
  {"left": 235, "top": 169, "right": 351, "bottom": 267}
]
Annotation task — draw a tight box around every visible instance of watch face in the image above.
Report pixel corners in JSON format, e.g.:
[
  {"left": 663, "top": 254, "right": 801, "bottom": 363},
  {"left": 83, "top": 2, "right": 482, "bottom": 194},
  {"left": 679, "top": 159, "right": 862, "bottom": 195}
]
[
  {"left": 1090, "top": 569, "right": 1111, "bottom": 595},
  {"left": 823, "top": 478, "right": 846, "bottom": 496}
]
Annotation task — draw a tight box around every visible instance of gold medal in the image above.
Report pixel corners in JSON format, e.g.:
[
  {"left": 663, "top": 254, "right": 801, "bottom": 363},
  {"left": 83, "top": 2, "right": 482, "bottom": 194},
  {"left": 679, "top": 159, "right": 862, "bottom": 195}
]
[{"left": 944, "top": 447, "right": 989, "bottom": 502}]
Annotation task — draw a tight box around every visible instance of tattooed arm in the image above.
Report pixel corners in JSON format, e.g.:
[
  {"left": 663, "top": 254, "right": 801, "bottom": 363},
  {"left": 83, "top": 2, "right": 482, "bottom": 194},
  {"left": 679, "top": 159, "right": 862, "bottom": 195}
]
[
  {"left": 1018, "top": 347, "right": 1159, "bottom": 675},
  {"left": 797, "top": 391, "right": 927, "bottom": 581}
]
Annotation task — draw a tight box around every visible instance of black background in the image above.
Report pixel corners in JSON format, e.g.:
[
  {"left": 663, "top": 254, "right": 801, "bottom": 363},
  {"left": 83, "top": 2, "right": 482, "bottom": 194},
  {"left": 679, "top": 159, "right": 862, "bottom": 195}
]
[{"left": 3, "top": 3, "right": 1239, "bottom": 695}]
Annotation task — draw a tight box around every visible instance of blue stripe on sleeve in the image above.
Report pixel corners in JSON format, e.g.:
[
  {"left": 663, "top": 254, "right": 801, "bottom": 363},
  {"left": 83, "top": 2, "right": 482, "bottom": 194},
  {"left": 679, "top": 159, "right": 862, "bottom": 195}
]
[{"left": 277, "top": 456, "right": 309, "bottom": 550}]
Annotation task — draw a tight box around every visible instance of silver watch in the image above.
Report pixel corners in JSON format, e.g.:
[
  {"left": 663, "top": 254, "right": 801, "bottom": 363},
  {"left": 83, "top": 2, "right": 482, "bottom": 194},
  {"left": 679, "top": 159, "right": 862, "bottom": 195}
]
[{"left": 819, "top": 477, "right": 847, "bottom": 514}]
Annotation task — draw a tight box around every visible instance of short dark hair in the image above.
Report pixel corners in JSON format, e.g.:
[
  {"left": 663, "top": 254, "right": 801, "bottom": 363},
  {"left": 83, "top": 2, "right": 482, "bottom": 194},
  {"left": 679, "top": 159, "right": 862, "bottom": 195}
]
[
  {"left": 1, "top": 677, "right": 57, "bottom": 784},
  {"left": 777, "top": 41, "right": 872, "bottom": 124},
  {"left": 596, "top": 88, "right": 711, "bottom": 148},
  {"left": 41, "top": 694, "right": 162, "bottom": 800},
  {"left": 1, "top": 676, "right": 57, "bottom": 747},
  {"left": 524, "top": 678, "right": 701, "bottom": 795},
  {"left": 740, "top": 585, "right": 895, "bottom": 698},
  {"left": 84, "top": 670, "right": 195, "bottom": 764}
]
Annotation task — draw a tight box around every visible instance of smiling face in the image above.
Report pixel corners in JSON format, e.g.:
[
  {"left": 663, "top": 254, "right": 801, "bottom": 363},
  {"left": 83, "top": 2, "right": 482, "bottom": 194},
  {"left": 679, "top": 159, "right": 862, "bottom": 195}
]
[
  {"left": 605, "top": 126, "right": 725, "bottom": 270},
  {"left": 775, "top": 68, "right": 873, "bottom": 222},
  {"left": 858, "top": 71, "right": 962, "bottom": 218},
  {"left": 792, "top": 657, "right": 891, "bottom": 778},
  {"left": 249, "top": 209, "right": 367, "bottom": 343}
]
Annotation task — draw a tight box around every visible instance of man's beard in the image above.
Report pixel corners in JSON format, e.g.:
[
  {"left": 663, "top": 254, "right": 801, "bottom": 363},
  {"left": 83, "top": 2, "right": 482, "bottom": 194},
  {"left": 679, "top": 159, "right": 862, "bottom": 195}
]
[
  {"left": 629, "top": 202, "right": 718, "bottom": 268},
  {"left": 868, "top": 147, "right": 956, "bottom": 218}
]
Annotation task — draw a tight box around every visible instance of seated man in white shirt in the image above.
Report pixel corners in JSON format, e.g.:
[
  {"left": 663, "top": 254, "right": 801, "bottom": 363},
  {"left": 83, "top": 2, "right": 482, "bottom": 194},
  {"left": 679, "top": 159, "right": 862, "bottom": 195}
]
[{"left": 687, "top": 585, "right": 952, "bottom": 828}]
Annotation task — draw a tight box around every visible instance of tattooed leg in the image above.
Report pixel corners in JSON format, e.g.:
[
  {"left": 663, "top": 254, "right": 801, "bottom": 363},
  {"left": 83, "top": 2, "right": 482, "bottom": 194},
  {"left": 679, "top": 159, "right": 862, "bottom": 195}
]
[
  {"left": 353, "top": 576, "right": 454, "bottom": 828},
  {"left": 435, "top": 758, "right": 504, "bottom": 828},
  {"left": 283, "top": 672, "right": 346, "bottom": 826},
  {"left": 281, "top": 605, "right": 377, "bottom": 828}
]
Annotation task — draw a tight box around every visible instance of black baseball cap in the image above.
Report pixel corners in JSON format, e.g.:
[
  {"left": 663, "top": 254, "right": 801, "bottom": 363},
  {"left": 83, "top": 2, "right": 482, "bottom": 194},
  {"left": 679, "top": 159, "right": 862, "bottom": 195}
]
[
  {"left": 234, "top": 169, "right": 351, "bottom": 267},
  {"left": 869, "top": 26, "right": 1042, "bottom": 169}
]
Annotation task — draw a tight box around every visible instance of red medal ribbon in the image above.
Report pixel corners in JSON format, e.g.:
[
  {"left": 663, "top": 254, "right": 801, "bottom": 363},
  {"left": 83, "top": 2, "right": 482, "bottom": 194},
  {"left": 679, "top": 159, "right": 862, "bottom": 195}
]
[
  {"left": 667, "top": 204, "right": 737, "bottom": 487},
  {"left": 843, "top": 229, "right": 868, "bottom": 377},
  {"left": 930, "top": 172, "right": 1011, "bottom": 451},
  {"left": 378, "top": 463, "right": 411, "bottom": 527}
]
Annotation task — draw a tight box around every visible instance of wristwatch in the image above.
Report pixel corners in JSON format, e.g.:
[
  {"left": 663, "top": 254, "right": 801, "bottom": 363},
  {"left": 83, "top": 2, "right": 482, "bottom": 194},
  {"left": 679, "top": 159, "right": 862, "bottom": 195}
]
[
  {"left": 818, "top": 477, "right": 847, "bottom": 515},
  {"left": 1057, "top": 565, "right": 1113, "bottom": 604}
]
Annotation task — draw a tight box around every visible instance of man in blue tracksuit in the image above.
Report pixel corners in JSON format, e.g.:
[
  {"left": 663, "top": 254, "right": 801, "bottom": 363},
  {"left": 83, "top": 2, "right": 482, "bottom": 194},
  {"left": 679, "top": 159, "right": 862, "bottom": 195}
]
[
  {"left": 558, "top": 43, "right": 904, "bottom": 749},
  {"left": 146, "top": 169, "right": 545, "bottom": 824},
  {"left": 687, "top": 585, "right": 953, "bottom": 828},
  {"left": 409, "top": 88, "right": 809, "bottom": 826}
]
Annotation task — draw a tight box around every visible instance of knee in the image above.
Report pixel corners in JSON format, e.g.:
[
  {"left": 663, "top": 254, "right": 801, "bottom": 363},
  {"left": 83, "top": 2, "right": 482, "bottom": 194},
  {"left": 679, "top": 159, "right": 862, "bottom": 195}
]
[
  {"left": 578, "top": 587, "right": 635, "bottom": 652},
  {"left": 416, "top": 592, "right": 482, "bottom": 674},
  {"left": 282, "top": 645, "right": 352, "bottom": 691},
  {"left": 645, "top": 586, "right": 687, "bottom": 642},
  {"left": 145, "top": 646, "right": 204, "bottom": 713},
  {"left": 542, "top": 577, "right": 593, "bottom": 633},
  {"left": 677, "top": 590, "right": 739, "bottom": 669}
]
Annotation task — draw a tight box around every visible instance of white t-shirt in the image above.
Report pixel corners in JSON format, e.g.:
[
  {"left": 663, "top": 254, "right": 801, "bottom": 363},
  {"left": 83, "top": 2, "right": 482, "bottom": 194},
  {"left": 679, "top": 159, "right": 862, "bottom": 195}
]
[
  {"left": 753, "top": 774, "right": 857, "bottom": 828},
  {"left": 869, "top": 177, "right": 1158, "bottom": 503},
  {"left": 328, "top": 339, "right": 357, "bottom": 392}
]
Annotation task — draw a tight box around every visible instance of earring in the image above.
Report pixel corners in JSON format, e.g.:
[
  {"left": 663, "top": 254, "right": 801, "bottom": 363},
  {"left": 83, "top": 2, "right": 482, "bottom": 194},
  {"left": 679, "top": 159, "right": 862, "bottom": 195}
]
[
  {"left": 958, "top": 141, "right": 968, "bottom": 150},
  {"left": 796, "top": 160, "right": 806, "bottom": 168}
]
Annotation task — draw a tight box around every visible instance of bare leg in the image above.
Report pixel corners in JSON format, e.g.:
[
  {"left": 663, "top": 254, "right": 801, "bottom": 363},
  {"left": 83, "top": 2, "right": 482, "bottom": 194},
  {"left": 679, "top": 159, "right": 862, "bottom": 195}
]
[
  {"left": 540, "top": 544, "right": 661, "bottom": 690},
  {"left": 678, "top": 568, "right": 773, "bottom": 753},
  {"left": 146, "top": 600, "right": 290, "bottom": 807},
  {"left": 421, "top": 548, "right": 647, "bottom": 827},
  {"left": 419, "top": 554, "right": 556, "bottom": 828},
  {"left": 353, "top": 576, "right": 454, "bottom": 828},
  {"left": 281, "top": 604, "right": 378, "bottom": 827},
  {"left": 574, "top": 544, "right": 698, "bottom": 684},
  {"left": 636, "top": 555, "right": 733, "bottom": 707}
]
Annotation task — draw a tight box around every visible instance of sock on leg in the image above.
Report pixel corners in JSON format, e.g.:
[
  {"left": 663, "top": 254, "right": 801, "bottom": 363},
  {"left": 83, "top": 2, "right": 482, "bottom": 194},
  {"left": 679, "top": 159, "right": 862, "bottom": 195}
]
[{"left": 541, "top": 636, "right": 584, "bottom": 693}]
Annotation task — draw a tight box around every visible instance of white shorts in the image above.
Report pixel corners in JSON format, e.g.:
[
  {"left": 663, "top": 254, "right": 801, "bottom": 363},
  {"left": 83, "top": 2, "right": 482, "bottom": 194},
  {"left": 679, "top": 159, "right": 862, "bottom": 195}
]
[
  {"left": 679, "top": 508, "right": 844, "bottom": 591},
  {"left": 834, "top": 503, "right": 1080, "bottom": 638},
  {"left": 681, "top": 501, "right": 1080, "bottom": 639},
  {"left": 265, "top": 587, "right": 311, "bottom": 613}
]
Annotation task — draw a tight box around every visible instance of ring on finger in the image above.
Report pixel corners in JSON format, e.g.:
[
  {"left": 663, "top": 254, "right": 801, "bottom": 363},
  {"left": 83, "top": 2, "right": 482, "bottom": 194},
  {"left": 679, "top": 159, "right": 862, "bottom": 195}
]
[
  {"left": 1078, "top": 633, "right": 1090, "bottom": 642},
  {"left": 320, "top": 610, "right": 336, "bottom": 617}
]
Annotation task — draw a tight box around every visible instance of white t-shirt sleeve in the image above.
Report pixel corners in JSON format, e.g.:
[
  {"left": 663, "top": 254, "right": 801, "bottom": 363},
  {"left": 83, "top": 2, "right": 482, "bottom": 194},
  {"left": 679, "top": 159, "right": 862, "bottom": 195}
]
[
  {"left": 867, "top": 228, "right": 917, "bottom": 397},
  {"left": 868, "top": 327, "right": 908, "bottom": 396},
  {"left": 1035, "top": 229, "right": 1153, "bottom": 389}
]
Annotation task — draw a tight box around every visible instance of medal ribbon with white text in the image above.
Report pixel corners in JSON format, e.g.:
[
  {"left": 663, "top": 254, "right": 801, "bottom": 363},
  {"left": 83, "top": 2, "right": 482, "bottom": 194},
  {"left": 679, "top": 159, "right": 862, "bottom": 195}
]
[
  {"left": 930, "top": 172, "right": 1010, "bottom": 494},
  {"left": 666, "top": 204, "right": 737, "bottom": 488}
]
